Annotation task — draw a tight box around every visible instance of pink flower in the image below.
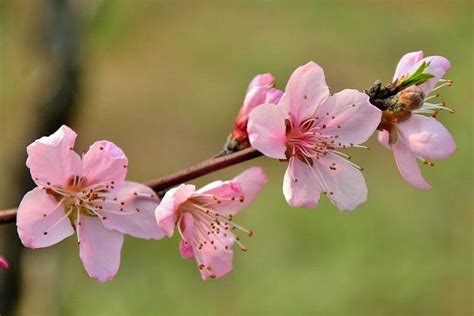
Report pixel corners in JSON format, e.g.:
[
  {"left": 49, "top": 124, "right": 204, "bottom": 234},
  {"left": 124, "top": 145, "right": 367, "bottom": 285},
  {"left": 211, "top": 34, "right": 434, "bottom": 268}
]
[
  {"left": 155, "top": 167, "right": 267, "bottom": 280},
  {"left": 248, "top": 62, "right": 381, "bottom": 210},
  {"left": 228, "top": 74, "right": 283, "bottom": 150},
  {"left": 17, "top": 125, "right": 164, "bottom": 282},
  {"left": 0, "top": 256, "right": 9, "bottom": 270},
  {"left": 378, "top": 51, "right": 456, "bottom": 189}
]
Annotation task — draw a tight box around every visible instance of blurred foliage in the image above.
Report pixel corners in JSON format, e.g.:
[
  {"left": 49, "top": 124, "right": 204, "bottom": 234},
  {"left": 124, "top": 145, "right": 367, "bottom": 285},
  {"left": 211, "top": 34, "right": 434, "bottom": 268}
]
[{"left": 0, "top": 1, "right": 472, "bottom": 315}]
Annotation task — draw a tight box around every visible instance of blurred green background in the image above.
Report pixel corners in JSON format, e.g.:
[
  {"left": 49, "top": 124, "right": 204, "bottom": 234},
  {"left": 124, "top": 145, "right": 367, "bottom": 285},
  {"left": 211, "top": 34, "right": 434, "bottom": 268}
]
[{"left": 0, "top": 1, "right": 472, "bottom": 315}]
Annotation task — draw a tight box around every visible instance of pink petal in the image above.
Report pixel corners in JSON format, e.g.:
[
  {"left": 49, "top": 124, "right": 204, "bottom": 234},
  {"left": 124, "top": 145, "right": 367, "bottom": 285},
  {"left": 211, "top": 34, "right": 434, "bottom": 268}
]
[
  {"left": 193, "top": 233, "right": 234, "bottom": 280},
  {"left": 26, "top": 125, "right": 82, "bottom": 187},
  {"left": 81, "top": 141, "right": 128, "bottom": 188},
  {"left": 377, "top": 130, "right": 391, "bottom": 149},
  {"left": 284, "top": 61, "right": 329, "bottom": 123},
  {"left": 231, "top": 166, "right": 268, "bottom": 207},
  {"left": 392, "top": 52, "right": 451, "bottom": 95},
  {"left": 0, "top": 257, "right": 10, "bottom": 270},
  {"left": 77, "top": 215, "right": 124, "bottom": 282},
  {"left": 391, "top": 136, "right": 431, "bottom": 189},
  {"left": 247, "top": 73, "right": 275, "bottom": 91},
  {"left": 178, "top": 212, "right": 194, "bottom": 259},
  {"left": 247, "top": 103, "right": 287, "bottom": 159},
  {"left": 315, "top": 155, "right": 368, "bottom": 211},
  {"left": 416, "top": 56, "right": 451, "bottom": 95},
  {"left": 155, "top": 184, "right": 196, "bottom": 237},
  {"left": 283, "top": 157, "right": 322, "bottom": 208},
  {"left": 239, "top": 74, "right": 276, "bottom": 117},
  {"left": 393, "top": 51, "right": 424, "bottom": 81},
  {"left": 398, "top": 115, "right": 456, "bottom": 160},
  {"left": 17, "top": 187, "right": 74, "bottom": 248},
  {"left": 99, "top": 182, "right": 165, "bottom": 240},
  {"left": 315, "top": 89, "right": 381, "bottom": 146},
  {"left": 196, "top": 167, "right": 268, "bottom": 215},
  {"left": 179, "top": 239, "right": 194, "bottom": 260},
  {"left": 265, "top": 88, "right": 284, "bottom": 104}
]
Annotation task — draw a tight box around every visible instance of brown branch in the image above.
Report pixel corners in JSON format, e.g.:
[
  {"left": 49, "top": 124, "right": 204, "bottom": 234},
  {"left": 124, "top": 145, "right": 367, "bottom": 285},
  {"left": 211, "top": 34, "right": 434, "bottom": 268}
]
[
  {"left": 0, "top": 209, "right": 18, "bottom": 225},
  {"left": 146, "top": 147, "right": 262, "bottom": 191},
  {"left": 0, "top": 148, "right": 263, "bottom": 225}
]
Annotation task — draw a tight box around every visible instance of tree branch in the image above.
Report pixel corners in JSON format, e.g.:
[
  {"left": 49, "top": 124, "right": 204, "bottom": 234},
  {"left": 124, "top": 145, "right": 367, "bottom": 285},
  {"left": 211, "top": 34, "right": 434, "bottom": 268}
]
[{"left": 0, "top": 147, "right": 263, "bottom": 224}]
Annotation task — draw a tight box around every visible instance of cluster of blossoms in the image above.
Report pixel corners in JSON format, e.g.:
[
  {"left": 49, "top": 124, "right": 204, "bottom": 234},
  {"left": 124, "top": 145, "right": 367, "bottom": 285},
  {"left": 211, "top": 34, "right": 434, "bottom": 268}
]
[{"left": 14, "top": 51, "right": 455, "bottom": 282}]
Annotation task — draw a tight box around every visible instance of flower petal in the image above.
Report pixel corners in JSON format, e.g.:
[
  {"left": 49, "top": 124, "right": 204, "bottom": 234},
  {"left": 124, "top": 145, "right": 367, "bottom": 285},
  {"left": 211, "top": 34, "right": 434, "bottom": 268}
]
[
  {"left": 193, "top": 233, "right": 234, "bottom": 280},
  {"left": 81, "top": 140, "right": 128, "bottom": 188},
  {"left": 315, "top": 155, "right": 368, "bottom": 211},
  {"left": 240, "top": 73, "right": 276, "bottom": 117},
  {"left": 392, "top": 51, "right": 451, "bottom": 95},
  {"left": 26, "top": 125, "right": 82, "bottom": 187},
  {"left": 0, "top": 257, "right": 9, "bottom": 270},
  {"left": 265, "top": 88, "right": 284, "bottom": 104},
  {"left": 316, "top": 89, "right": 381, "bottom": 145},
  {"left": 283, "top": 157, "right": 322, "bottom": 208},
  {"left": 284, "top": 61, "right": 330, "bottom": 123},
  {"left": 17, "top": 187, "right": 74, "bottom": 248},
  {"left": 155, "top": 184, "right": 196, "bottom": 237},
  {"left": 178, "top": 212, "right": 194, "bottom": 259},
  {"left": 391, "top": 136, "right": 431, "bottom": 189},
  {"left": 247, "top": 73, "right": 275, "bottom": 91},
  {"left": 78, "top": 215, "right": 124, "bottom": 283},
  {"left": 247, "top": 103, "right": 287, "bottom": 159},
  {"left": 196, "top": 167, "right": 268, "bottom": 215},
  {"left": 398, "top": 114, "right": 456, "bottom": 160},
  {"left": 377, "top": 130, "right": 391, "bottom": 149},
  {"left": 99, "top": 182, "right": 165, "bottom": 240},
  {"left": 393, "top": 51, "right": 424, "bottom": 81}
]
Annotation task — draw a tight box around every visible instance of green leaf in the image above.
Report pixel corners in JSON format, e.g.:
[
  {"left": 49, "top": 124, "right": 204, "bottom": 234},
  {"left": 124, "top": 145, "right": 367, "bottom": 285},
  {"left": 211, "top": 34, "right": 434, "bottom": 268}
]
[{"left": 399, "top": 61, "right": 434, "bottom": 88}]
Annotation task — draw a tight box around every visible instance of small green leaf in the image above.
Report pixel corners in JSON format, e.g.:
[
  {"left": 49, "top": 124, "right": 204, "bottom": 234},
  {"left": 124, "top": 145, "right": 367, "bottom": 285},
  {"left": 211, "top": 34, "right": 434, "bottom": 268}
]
[{"left": 399, "top": 61, "right": 434, "bottom": 88}]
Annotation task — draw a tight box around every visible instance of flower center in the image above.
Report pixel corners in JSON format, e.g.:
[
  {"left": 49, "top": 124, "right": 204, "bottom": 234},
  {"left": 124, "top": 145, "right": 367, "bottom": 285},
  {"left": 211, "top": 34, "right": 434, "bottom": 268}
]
[
  {"left": 41, "top": 175, "right": 119, "bottom": 226},
  {"left": 178, "top": 197, "right": 252, "bottom": 254},
  {"left": 285, "top": 117, "right": 333, "bottom": 165}
]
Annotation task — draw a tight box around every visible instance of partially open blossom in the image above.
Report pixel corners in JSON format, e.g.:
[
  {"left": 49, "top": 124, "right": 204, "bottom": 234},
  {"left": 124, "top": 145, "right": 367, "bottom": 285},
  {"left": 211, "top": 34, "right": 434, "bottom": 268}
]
[
  {"left": 17, "top": 125, "right": 164, "bottom": 282},
  {"left": 248, "top": 62, "right": 381, "bottom": 210},
  {"left": 155, "top": 167, "right": 267, "bottom": 280},
  {"left": 378, "top": 51, "right": 456, "bottom": 189},
  {"left": 225, "top": 74, "right": 283, "bottom": 153},
  {"left": 0, "top": 256, "right": 8, "bottom": 270}
]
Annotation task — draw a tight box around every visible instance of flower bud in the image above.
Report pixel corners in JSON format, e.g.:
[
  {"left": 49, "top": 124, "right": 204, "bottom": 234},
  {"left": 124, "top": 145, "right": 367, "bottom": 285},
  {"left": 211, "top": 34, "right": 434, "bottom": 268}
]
[
  {"left": 223, "top": 74, "right": 283, "bottom": 154},
  {"left": 0, "top": 256, "right": 9, "bottom": 270},
  {"left": 397, "top": 85, "right": 425, "bottom": 111}
]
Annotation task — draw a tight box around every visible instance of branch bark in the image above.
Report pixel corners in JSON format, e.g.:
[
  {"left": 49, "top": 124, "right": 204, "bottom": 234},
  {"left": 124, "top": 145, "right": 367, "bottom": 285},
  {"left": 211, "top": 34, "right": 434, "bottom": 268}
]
[{"left": 0, "top": 148, "right": 262, "bottom": 225}]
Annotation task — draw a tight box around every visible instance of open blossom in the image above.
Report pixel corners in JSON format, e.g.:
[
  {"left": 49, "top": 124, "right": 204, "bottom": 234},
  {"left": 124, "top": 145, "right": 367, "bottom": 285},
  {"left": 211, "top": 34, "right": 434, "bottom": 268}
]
[
  {"left": 17, "top": 125, "right": 164, "bottom": 282},
  {"left": 248, "top": 62, "right": 381, "bottom": 210},
  {"left": 226, "top": 74, "right": 283, "bottom": 151},
  {"left": 378, "top": 51, "right": 456, "bottom": 189},
  {"left": 155, "top": 167, "right": 267, "bottom": 280},
  {"left": 0, "top": 256, "right": 8, "bottom": 270}
]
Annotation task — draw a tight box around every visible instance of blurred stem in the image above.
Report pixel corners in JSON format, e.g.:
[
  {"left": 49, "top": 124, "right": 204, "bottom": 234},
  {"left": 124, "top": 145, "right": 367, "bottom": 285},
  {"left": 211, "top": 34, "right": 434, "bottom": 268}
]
[
  {"left": 0, "top": 148, "right": 262, "bottom": 224},
  {"left": 0, "top": 0, "right": 83, "bottom": 314}
]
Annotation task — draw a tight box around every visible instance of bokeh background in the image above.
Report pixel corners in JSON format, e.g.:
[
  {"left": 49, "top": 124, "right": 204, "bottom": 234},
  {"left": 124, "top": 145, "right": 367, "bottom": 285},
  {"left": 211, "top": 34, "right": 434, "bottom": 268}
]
[{"left": 0, "top": 1, "right": 472, "bottom": 315}]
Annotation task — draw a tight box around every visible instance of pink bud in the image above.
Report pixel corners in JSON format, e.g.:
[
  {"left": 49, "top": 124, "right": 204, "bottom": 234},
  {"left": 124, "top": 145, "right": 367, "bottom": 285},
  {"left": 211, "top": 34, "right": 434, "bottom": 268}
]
[
  {"left": 265, "top": 88, "right": 284, "bottom": 104},
  {"left": 247, "top": 73, "right": 275, "bottom": 91},
  {"left": 0, "top": 256, "right": 9, "bottom": 270},
  {"left": 225, "top": 73, "right": 283, "bottom": 153}
]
